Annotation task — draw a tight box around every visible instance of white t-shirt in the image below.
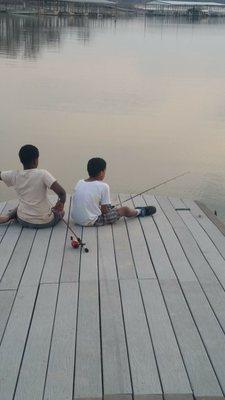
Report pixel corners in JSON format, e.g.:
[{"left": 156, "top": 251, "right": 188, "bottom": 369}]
[
  {"left": 1, "top": 169, "right": 56, "bottom": 224},
  {"left": 71, "top": 179, "right": 110, "bottom": 226}
]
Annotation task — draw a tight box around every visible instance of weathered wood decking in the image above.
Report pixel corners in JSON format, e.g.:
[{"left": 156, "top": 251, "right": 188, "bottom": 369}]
[{"left": 1, "top": 194, "right": 225, "bottom": 400}]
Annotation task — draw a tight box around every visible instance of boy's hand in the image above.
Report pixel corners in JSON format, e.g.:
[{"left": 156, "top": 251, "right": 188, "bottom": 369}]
[
  {"left": 101, "top": 204, "right": 110, "bottom": 214},
  {"left": 52, "top": 200, "right": 64, "bottom": 214}
]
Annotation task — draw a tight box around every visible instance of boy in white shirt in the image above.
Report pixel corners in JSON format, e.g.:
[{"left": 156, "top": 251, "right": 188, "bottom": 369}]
[
  {"left": 71, "top": 157, "right": 156, "bottom": 227},
  {"left": 0, "top": 144, "right": 66, "bottom": 228}
]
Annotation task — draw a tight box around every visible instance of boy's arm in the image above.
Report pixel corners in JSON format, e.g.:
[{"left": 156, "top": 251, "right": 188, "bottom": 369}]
[
  {"left": 50, "top": 181, "right": 66, "bottom": 212},
  {"left": 100, "top": 184, "right": 111, "bottom": 214},
  {"left": 0, "top": 171, "right": 16, "bottom": 186}
]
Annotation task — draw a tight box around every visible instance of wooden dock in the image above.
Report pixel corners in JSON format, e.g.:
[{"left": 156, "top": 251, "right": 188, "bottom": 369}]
[{"left": 1, "top": 193, "right": 225, "bottom": 400}]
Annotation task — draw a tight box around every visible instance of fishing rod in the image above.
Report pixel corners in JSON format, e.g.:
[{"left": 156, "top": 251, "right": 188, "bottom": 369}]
[
  {"left": 115, "top": 171, "right": 190, "bottom": 206},
  {"left": 49, "top": 201, "right": 89, "bottom": 252},
  {"left": 61, "top": 219, "right": 89, "bottom": 253}
]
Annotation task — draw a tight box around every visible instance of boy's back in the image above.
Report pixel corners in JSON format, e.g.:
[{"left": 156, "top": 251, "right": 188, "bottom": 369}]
[
  {"left": 71, "top": 179, "right": 110, "bottom": 226},
  {"left": 1, "top": 169, "right": 56, "bottom": 224},
  {"left": 1, "top": 144, "right": 66, "bottom": 228},
  {"left": 71, "top": 157, "right": 156, "bottom": 227}
]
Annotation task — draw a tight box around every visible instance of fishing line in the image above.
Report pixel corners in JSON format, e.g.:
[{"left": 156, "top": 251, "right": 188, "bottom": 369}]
[{"left": 114, "top": 171, "right": 190, "bottom": 206}]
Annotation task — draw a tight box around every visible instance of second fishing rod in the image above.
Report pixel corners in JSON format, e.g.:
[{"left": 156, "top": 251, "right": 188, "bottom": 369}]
[
  {"left": 114, "top": 171, "right": 190, "bottom": 207},
  {"left": 53, "top": 170, "right": 189, "bottom": 251}
]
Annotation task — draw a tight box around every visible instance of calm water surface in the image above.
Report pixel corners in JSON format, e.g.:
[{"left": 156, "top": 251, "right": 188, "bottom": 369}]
[{"left": 1, "top": 15, "right": 225, "bottom": 218}]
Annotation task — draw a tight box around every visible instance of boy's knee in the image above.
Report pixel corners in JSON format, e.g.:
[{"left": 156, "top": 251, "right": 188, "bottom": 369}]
[{"left": 122, "top": 206, "right": 131, "bottom": 216}]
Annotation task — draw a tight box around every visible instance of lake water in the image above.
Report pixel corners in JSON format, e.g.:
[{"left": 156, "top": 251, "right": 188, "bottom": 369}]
[{"left": 1, "top": 14, "right": 225, "bottom": 219}]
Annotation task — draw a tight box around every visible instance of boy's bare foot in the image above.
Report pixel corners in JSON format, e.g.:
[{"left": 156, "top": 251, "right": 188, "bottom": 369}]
[{"left": 0, "top": 215, "right": 10, "bottom": 224}]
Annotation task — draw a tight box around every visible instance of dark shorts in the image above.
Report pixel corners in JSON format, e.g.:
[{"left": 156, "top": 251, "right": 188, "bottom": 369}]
[
  {"left": 94, "top": 208, "right": 121, "bottom": 226},
  {"left": 17, "top": 211, "right": 64, "bottom": 229}
]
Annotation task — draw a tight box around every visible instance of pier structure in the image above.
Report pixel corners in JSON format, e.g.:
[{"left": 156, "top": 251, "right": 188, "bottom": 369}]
[
  {"left": 142, "top": 0, "right": 225, "bottom": 17},
  {"left": 0, "top": 0, "right": 117, "bottom": 17},
  {"left": 1, "top": 193, "right": 225, "bottom": 399}
]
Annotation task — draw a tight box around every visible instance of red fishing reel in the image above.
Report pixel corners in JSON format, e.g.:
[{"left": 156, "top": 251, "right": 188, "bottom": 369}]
[{"left": 70, "top": 236, "right": 89, "bottom": 253}]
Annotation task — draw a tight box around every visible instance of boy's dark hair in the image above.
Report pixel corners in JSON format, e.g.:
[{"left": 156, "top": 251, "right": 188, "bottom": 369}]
[
  {"left": 87, "top": 158, "right": 106, "bottom": 177},
  {"left": 19, "top": 145, "right": 39, "bottom": 166}
]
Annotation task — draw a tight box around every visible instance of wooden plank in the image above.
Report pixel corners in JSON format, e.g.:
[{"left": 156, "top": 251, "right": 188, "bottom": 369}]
[
  {"left": 140, "top": 279, "right": 192, "bottom": 398},
  {"left": 43, "top": 282, "right": 78, "bottom": 400},
  {"left": 120, "top": 279, "right": 162, "bottom": 399},
  {"left": 20, "top": 228, "right": 52, "bottom": 287},
  {"left": 132, "top": 196, "right": 176, "bottom": 281},
  {"left": 79, "top": 226, "right": 98, "bottom": 282},
  {"left": 112, "top": 220, "right": 136, "bottom": 280},
  {"left": 168, "top": 197, "right": 185, "bottom": 210},
  {"left": 14, "top": 284, "right": 58, "bottom": 400},
  {"left": 0, "top": 228, "right": 36, "bottom": 290},
  {"left": 41, "top": 201, "right": 70, "bottom": 284},
  {"left": 155, "top": 196, "right": 225, "bottom": 333},
  {"left": 160, "top": 280, "right": 223, "bottom": 399},
  {"left": 0, "top": 201, "right": 6, "bottom": 214},
  {"left": 0, "top": 284, "right": 39, "bottom": 400},
  {"left": 150, "top": 196, "right": 225, "bottom": 392},
  {"left": 143, "top": 194, "right": 197, "bottom": 283},
  {"left": 196, "top": 201, "right": 225, "bottom": 238},
  {"left": 119, "top": 194, "right": 156, "bottom": 280},
  {"left": 132, "top": 196, "right": 223, "bottom": 398},
  {"left": 169, "top": 202, "right": 225, "bottom": 290},
  {"left": 0, "top": 199, "right": 18, "bottom": 243},
  {"left": 111, "top": 194, "right": 136, "bottom": 280},
  {"left": 156, "top": 196, "right": 187, "bottom": 229},
  {"left": 60, "top": 225, "right": 82, "bottom": 283},
  {"left": 74, "top": 280, "right": 102, "bottom": 400},
  {"left": 184, "top": 198, "right": 225, "bottom": 260},
  {"left": 100, "top": 279, "right": 132, "bottom": 399},
  {"left": 98, "top": 225, "right": 117, "bottom": 281},
  {"left": 0, "top": 290, "right": 16, "bottom": 342},
  {"left": 0, "top": 222, "right": 22, "bottom": 281},
  {"left": 156, "top": 196, "right": 216, "bottom": 283},
  {"left": 181, "top": 280, "right": 225, "bottom": 393}
]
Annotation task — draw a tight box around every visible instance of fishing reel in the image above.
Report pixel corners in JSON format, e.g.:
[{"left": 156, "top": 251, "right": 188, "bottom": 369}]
[{"left": 70, "top": 236, "right": 89, "bottom": 253}]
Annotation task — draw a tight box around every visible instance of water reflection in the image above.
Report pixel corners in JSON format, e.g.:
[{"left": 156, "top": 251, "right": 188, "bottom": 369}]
[
  {"left": 1, "top": 13, "right": 225, "bottom": 59},
  {"left": 1, "top": 14, "right": 225, "bottom": 219},
  {"left": 0, "top": 14, "right": 94, "bottom": 58}
]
